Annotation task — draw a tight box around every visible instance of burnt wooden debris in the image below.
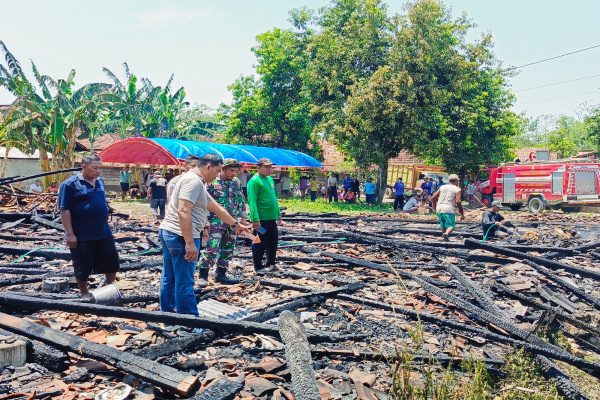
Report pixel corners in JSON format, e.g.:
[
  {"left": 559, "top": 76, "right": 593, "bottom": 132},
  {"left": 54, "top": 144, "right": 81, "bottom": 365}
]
[{"left": 0, "top": 207, "right": 599, "bottom": 399}]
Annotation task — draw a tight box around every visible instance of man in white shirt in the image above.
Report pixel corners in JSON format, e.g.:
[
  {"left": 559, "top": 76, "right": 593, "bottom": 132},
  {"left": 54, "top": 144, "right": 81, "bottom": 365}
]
[
  {"left": 280, "top": 172, "right": 292, "bottom": 199},
  {"left": 466, "top": 180, "right": 476, "bottom": 207},
  {"left": 29, "top": 179, "right": 43, "bottom": 193},
  {"left": 431, "top": 174, "right": 464, "bottom": 242},
  {"left": 158, "top": 154, "right": 250, "bottom": 316},
  {"left": 327, "top": 173, "right": 338, "bottom": 202}
]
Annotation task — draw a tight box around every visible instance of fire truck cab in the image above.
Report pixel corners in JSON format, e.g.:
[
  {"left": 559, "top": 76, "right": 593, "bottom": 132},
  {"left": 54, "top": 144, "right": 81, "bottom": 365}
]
[{"left": 476, "top": 159, "right": 600, "bottom": 213}]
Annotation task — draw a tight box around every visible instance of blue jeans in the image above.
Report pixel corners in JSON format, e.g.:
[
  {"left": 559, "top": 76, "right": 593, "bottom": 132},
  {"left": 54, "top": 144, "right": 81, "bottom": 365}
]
[{"left": 158, "top": 229, "right": 200, "bottom": 316}]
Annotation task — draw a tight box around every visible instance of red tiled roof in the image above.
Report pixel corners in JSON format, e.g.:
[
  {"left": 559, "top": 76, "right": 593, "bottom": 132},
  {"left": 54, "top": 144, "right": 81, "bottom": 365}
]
[
  {"left": 320, "top": 140, "right": 428, "bottom": 169},
  {"left": 76, "top": 133, "right": 121, "bottom": 152},
  {"left": 388, "top": 150, "right": 425, "bottom": 165}
]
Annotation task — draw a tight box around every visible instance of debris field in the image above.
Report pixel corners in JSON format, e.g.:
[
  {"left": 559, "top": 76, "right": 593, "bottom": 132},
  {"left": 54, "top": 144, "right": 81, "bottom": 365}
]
[{"left": 0, "top": 199, "right": 599, "bottom": 399}]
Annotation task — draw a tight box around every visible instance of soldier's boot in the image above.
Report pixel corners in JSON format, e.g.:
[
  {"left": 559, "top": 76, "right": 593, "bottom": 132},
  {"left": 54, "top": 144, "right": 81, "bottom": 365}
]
[
  {"left": 214, "top": 267, "right": 240, "bottom": 285},
  {"left": 198, "top": 267, "right": 209, "bottom": 287}
]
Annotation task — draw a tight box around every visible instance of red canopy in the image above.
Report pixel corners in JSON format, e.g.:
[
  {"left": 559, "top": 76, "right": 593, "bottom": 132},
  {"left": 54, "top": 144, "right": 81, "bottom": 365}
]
[{"left": 99, "top": 137, "right": 180, "bottom": 165}]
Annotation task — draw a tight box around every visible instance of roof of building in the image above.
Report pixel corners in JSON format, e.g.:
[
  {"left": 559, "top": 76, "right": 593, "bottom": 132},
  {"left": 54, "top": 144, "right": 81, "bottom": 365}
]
[
  {"left": 0, "top": 147, "right": 52, "bottom": 159},
  {"left": 76, "top": 133, "right": 121, "bottom": 152},
  {"left": 514, "top": 147, "right": 558, "bottom": 161},
  {"left": 320, "top": 140, "right": 427, "bottom": 170}
]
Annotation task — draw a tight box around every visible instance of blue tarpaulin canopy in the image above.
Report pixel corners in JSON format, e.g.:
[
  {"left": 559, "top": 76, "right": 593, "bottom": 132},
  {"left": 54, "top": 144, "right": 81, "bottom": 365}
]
[{"left": 100, "top": 137, "right": 322, "bottom": 168}]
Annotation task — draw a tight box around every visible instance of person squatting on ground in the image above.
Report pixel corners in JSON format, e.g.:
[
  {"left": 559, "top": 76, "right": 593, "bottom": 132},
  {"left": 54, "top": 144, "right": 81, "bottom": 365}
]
[
  {"left": 402, "top": 191, "right": 420, "bottom": 213},
  {"left": 59, "top": 154, "right": 119, "bottom": 299},
  {"left": 158, "top": 154, "right": 250, "bottom": 316},
  {"left": 247, "top": 158, "right": 282, "bottom": 272},
  {"left": 393, "top": 177, "right": 405, "bottom": 211},
  {"left": 431, "top": 173, "right": 464, "bottom": 242},
  {"left": 148, "top": 171, "right": 168, "bottom": 222},
  {"left": 482, "top": 200, "right": 506, "bottom": 238},
  {"left": 198, "top": 158, "right": 247, "bottom": 285}
]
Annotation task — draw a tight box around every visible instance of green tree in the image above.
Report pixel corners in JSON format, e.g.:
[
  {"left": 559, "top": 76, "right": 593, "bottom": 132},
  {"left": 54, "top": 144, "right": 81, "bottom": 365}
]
[
  {"left": 224, "top": 27, "right": 316, "bottom": 153},
  {"left": 585, "top": 107, "right": 600, "bottom": 151}
]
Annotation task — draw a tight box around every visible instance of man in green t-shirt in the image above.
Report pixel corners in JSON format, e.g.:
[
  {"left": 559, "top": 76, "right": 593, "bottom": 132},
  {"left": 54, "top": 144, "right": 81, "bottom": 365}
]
[{"left": 247, "top": 158, "right": 281, "bottom": 272}]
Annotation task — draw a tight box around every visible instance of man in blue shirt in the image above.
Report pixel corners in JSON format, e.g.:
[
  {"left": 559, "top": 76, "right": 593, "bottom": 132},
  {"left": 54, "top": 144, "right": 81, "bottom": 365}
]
[
  {"left": 393, "top": 177, "right": 405, "bottom": 211},
  {"left": 59, "top": 154, "right": 119, "bottom": 299},
  {"left": 343, "top": 175, "right": 353, "bottom": 195},
  {"left": 421, "top": 177, "right": 433, "bottom": 196}
]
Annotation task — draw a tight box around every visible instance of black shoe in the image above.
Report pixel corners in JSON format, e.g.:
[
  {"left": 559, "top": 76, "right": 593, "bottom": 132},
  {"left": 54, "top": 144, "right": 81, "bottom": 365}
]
[
  {"left": 198, "top": 268, "right": 209, "bottom": 286},
  {"left": 214, "top": 268, "right": 240, "bottom": 285}
]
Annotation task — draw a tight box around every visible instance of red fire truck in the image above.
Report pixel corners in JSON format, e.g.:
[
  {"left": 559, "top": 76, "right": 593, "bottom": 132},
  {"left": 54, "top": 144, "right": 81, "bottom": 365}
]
[{"left": 476, "top": 159, "right": 600, "bottom": 213}]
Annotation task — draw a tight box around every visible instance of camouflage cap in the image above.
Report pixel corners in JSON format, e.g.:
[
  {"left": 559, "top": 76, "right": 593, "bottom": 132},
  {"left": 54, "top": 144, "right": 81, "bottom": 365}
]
[{"left": 223, "top": 158, "right": 241, "bottom": 168}]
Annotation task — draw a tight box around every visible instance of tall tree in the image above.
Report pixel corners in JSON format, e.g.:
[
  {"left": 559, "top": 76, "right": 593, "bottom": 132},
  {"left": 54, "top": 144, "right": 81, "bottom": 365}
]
[{"left": 224, "top": 27, "right": 316, "bottom": 153}]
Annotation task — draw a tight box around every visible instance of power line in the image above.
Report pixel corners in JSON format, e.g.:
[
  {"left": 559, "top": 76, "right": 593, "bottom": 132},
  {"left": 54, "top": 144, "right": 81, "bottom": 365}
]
[
  {"left": 507, "top": 43, "right": 600, "bottom": 70},
  {"left": 515, "top": 74, "right": 600, "bottom": 92},
  {"left": 519, "top": 89, "right": 600, "bottom": 105}
]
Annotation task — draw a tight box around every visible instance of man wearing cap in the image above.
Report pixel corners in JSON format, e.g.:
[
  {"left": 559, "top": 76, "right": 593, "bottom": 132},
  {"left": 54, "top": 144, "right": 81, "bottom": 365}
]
[
  {"left": 198, "top": 159, "right": 247, "bottom": 285},
  {"left": 431, "top": 174, "right": 464, "bottom": 241},
  {"left": 482, "top": 201, "right": 506, "bottom": 238},
  {"left": 148, "top": 171, "right": 168, "bottom": 222},
  {"left": 247, "top": 158, "right": 282, "bottom": 271}
]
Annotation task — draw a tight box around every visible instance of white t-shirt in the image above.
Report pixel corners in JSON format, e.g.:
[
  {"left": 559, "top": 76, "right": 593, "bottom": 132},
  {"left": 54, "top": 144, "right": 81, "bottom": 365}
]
[
  {"left": 327, "top": 177, "right": 337, "bottom": 187},
  {"left": 160, "top": 171, "right": 213, "bottom": 239},
  {"left": 436, "top": 184, "right": 462, "bottom": 214},
  {"left": 281, "top": 177, "right": 291, "bottom": 190},
  {"left": 29, "top": 183, "right": 42, "bottom": 193},
  {"left": 403, "top": 196, "right": 419, "bottom": 212},
  {"left": 240, "top": 173, "right": 249, "bottom": 187},
  {"left": 467, "top": 183, "right": 476, "bottom": 195}
]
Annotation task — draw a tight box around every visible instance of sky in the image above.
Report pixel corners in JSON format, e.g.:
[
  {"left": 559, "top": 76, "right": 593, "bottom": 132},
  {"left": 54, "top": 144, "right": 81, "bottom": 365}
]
[{"left": 1, "top": 0, "right": 599, "bottom": 119}]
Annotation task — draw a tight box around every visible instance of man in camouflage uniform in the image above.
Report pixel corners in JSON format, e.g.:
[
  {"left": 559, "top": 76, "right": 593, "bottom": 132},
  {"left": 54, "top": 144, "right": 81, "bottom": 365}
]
[{"left": 198, "top": 158, "right": 246, "bottom": 285}]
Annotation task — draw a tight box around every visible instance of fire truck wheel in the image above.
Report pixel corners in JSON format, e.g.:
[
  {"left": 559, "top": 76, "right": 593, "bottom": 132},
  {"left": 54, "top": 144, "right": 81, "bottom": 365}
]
[
  {"left": 561, "top": 206, "right": 582, "bottom": 214},
  {"left": 528, "top": 197, "right": 545, "bottom": 214}
]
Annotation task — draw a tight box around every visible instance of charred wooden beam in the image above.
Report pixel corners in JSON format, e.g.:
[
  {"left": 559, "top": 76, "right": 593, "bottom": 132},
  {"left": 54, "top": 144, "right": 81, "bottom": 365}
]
[
  {"left": 190, "top": 379, "right": 243, "bottom": 400},
  {"left": 492, "top": 284, "right": 600, "bottom": 336},
  {"left": 0, "top": 167, "right": 79, "bottom": 186},
  {"left": 522, "top": 260, "right": 600, "bottom": 310},
  {"left": 444, "top": 264, "right": 505, "bottom": 317},
  {"left": 0, "top": 212, "right": 53, "bottom": 222},
  {"left": 245, "top": 284, "right": 363, "bottom": 323},
  {"left": 30, "top": 215, "right": 64, "bottom": 232},
  {"left": 386, "top": 227, "right": 483, "bottom": 239},
  {"left": 536, "top": 355, "right": 591, "bottom": 400},
  {"left": 464, "top": 238, "right": 600, "bottom": 280},
  {"left": 133, "top": 331, "right": 215, "bottom": 360},
  {"left": 405, "top": 273, "right": 600, "bottom": 376},
  {"left": 0, "top": 233, "right": 60, "bottom": 242},
  {"left": 0, "top": 312, "right": 199, "bottom": 396},
  {"left": 0, "top": 246, "right": 71, "bottom": 260},
  {"left": 0, "top": 293, "right": 359, "bottom": 343},
  {"left": 278, "top": 311, "right": 320, "bottom": 400},
  {"left": 336, "top": 294, "right": 600, "bottom": 373}
]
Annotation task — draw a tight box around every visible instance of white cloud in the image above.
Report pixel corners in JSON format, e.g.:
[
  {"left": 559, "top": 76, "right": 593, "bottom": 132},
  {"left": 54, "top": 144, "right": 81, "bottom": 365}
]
[{"left": 136, "top": 6, "right": 223, "bottom": 28}]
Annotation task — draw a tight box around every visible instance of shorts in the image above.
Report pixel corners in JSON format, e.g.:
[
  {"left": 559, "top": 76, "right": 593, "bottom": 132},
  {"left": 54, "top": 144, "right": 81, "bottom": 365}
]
[
  {"left": 437, "top": 213, "right": 456, "bottom": 230},
  {"left": 70, "top": 236, "right": 120, "bottom": 281},
  {"left": 120, "top": 182, "right": 130, "bottom": 192}
]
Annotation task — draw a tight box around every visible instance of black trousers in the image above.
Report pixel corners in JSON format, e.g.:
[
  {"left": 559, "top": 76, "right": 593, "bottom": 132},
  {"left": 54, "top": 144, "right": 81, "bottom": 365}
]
[
  {"left": 328, "top": 185, "right": 338, "bottom": 202},
  {"left": 393, "top": 195, "right": 405, "bottom": 211},
  {"left": 252, "top": 220, "right": 278, "bottom": 269}
]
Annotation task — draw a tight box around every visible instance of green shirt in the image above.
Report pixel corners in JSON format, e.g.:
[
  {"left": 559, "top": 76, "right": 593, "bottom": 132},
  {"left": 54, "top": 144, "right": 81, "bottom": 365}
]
[
  {"left": 119, "top": 171, "right": 131, "bottom": 184},
  {"left": 247, "top": 174, "right": 281, "bottom": 222}
]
